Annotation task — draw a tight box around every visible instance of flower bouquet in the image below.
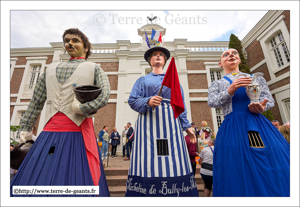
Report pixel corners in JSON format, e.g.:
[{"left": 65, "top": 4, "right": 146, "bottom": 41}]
[{"left": 201, "top": 126, "right": 212, "bottom": 139}]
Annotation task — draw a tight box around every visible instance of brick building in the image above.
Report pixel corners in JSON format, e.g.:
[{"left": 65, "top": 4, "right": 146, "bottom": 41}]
[
  {"left": 10, "top": 10, "right": 290, "bottom": 154},
  {"left": 242, "top": 10, "right": 290, "bottom": 125}
]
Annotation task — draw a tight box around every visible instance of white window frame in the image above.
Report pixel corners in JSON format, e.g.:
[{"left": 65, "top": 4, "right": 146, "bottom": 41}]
[
  {"left": 18, "top": 57, "right": 47, "bottom": 99},
  {"left": 210, "top": 70, "right": 223, "bottom": 83},
  {"left": 11, "top": 106, "right": 28, "bottom": 141},
  {"left": 269, "top": 31, "right": 290, "bottom": 68},
  {"left": 28, "top": 65, "right": 42, "bottom": 89},
  {"left": 205, "top": 62, "right": 225, "bottom": 134},
  {"left": 15, "top": 111, "right": 26, "bottom": 140},
  {"left": 271, "top": 85, "right": 290, "bottom": 124},
  {"left": 257, "top": 15, "right": 290, "bottom": 75},
  {"left": 215, "top": 108, "right": 224, "bottom": 129},
  {"left": 282, "top": 98, "right": 290, "bottom": 122}
]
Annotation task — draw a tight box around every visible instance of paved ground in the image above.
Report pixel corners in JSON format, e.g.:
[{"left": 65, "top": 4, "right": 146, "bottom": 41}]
[
  {"left": 102, "top": 154, "right": 130, "bottom": 169},
  {"left": 102, "top": 153, "right": 202, "bottom": 171}
]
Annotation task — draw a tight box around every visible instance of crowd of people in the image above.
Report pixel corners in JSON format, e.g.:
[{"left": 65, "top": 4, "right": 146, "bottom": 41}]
[{"left": 10, "top": 28, "right": 290, "bottom": 197}]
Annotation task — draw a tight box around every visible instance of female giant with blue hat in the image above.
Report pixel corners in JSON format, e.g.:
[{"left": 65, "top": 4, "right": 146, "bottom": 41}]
[{"left": 125, "top": 46, "right": 199, "bottom": 197}]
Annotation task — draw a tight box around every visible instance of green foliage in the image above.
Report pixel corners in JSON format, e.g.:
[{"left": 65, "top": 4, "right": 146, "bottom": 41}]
[
  {"left": 10, "top": 125, "right": 21, "bottom": 132},
  {"left": 10, "top": 125, "right": 21, "bottom": 144},
  {"left": 228, "top": 34, "right": 250, "bottom": 74},
  {"left": 262, "top": 110, "right": 274, "bottom": 121},
  {"left": 10, "top": 138, "right": 19, "bottom": 145}
]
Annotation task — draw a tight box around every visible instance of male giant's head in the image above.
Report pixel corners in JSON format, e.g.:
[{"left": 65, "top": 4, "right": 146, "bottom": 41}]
[{"left": 62, "top": 28, "right": 92, "bottom": 59}]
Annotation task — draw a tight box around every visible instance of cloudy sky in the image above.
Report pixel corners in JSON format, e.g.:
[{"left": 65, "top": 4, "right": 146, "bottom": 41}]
[{"left": 11, "top": 10, "right": 268, "bottom": 48}]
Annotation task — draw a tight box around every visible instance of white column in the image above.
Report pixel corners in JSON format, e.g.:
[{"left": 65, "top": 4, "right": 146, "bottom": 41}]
[
  {"left": 115, "top": 50, "right": 129, "bottom": 154},
  {"left": 50, "top": 42, "right": 64, "bottom": 62},
  {"left": 10, "top": 58, "right": 18, "bottom": 79},
  {"left": 174, "top": 49, "right": 191, "bottom": 123},
  {"left": 204, "top": 62, "right": 223, "bottom": 133}
]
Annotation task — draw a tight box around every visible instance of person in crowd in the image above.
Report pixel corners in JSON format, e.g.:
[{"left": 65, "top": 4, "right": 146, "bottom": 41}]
[
  {"left": 122, "top": 125, "right": 128, "bottom": 157},
  {"left": 184, "top": 128, "right": 199, "bottom": 176},
  {"left": 124, "top": 46, "right": 198, "bottom": 196},
  {"left": 99, "top": 126, "right": 109, "bottom": 158},
  {"left": 198, "top": 138, "right": 215, "bottom": 197},
  {"left": 10, "top": 145, "right": 18, "bottom": 181},
  {"left": 123, "top": 122, "right": 134, "bottom": 161},
  {"left": 208, "top": 48, "right": 290, "bottom": 196},
  {"left": 10, "top": 28, "right": 110, "bottom": 197},
  {"left": 271, "top": 120, "right": 281, "bottom": 129},
  {"left": 110, "top": 127, "right": 120, "bottom": 158},
  {"left": 278, "top": 125, "right": 290, "bottom": 144},
  {"left": 199, "top": 121, "right": 213, "bottom": 140},
  {"left": 283, "top": 121, "right": 290, "bottom": 127},
  {"left": 191, "top": 122, "right": 200, "bottom": 138}
]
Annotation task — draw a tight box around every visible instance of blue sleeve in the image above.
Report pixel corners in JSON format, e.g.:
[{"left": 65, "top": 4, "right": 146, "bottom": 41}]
[
  {"left": 257, "top": 76, "right": 275, "bottom": 111},
  {"left": 128, "top": 76, "right": 152, "bottom": 113},
  {"left": 178, "top": 85, "right": 191, "bottom": 131},
  {"left": 98, "top": 130, "right": 104, "bottom": 141}
]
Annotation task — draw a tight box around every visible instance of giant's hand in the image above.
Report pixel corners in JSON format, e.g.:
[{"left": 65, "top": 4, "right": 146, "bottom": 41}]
[
  {"left": 186, "top": 128, "right": 196, "bottom": 144},
  {"left": 249, "top": 99, "right": 268, "bottom": 114},
  {"left": 228, "top": 77, "right": 252, "bottom": 96},
  {"left": 72, "top": 97, "right": 83, "bottom": 114},
  {"left": 19, "top": 131, "right": 33, "bottom": 143},
  {"left": 148, "top": 96, "right": 163, "bottom": 107}
]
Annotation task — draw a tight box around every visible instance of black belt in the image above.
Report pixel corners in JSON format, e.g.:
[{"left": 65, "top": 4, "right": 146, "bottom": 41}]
[{"left": 202, "top": 163, "right": 213, "bottom": 171}]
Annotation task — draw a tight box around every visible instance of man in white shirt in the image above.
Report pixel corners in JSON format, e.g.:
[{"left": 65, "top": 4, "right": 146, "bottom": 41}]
[{"left": 198, "top": 139, "right": 215, "bottom": 197}]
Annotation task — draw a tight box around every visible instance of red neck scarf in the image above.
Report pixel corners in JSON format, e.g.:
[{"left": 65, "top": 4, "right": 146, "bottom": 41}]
[{"left": 70, "top": 57, "right": 85, "bottom": 60}]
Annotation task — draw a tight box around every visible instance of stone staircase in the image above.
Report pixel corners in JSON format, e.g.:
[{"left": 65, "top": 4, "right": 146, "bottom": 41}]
[{"left": 104, "top": 165, "right": 209, "bottom": 197}]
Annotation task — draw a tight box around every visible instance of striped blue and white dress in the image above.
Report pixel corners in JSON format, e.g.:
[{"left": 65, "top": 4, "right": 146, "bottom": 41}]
[{"left": 125, "top": 72, "right": 199, "bottom": 197}]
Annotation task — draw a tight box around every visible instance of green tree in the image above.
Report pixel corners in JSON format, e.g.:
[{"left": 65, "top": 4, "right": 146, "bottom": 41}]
[
  {"left": 10, "top": 125, "right": 21, "bottom": 144},
  {"left": 228, "top": 34, "right": 250, "bottom": 73},
  {"left": 262, "top": 110, "right": 274, "bottom": 121}
]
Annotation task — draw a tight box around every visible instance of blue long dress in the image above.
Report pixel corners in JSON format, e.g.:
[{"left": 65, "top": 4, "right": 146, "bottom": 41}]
[
  {"left": 212, "top": 76, "right": 290, "bottom": 197},
  {"left": 10, "top": 119, "right": 110, "bottom": 197},
  {"left": 125, "top": 72, "right": 199, "bottom": 197}
]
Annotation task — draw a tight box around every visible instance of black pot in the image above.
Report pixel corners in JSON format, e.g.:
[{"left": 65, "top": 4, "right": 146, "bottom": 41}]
[{"left": 74, "top": 85, "right": 102, "bottom": 114}]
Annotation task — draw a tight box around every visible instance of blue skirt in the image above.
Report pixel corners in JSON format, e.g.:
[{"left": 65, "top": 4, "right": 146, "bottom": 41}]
[
  {"left": 125, "top": 100, "right": 199, "bottom": 197},
  {"left": 10, "top": 131, "right": 110, "bottom": 197},
  {"left": 213, "top": 111, "right": 290, "bottom": 197}
]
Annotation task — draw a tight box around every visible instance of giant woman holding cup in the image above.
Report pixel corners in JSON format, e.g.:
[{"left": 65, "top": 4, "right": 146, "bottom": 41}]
[{"left": 208, "top": 48, "right": 290, "bottom": 196}]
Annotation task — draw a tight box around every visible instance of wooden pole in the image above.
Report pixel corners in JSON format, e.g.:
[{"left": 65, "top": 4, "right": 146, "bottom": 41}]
[{"left": 152, "top": 85, "right": 164, "bottom": 110}]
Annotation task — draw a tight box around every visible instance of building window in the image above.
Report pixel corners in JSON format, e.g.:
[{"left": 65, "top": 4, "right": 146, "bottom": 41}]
[
  {"left": 283, "top": 98, "right": 290, "bottom": 121},
  {"left": 16, "top": 111, "right": 26, "bottom": 139},
  {"left": 210, "top": 70, "right": 223, "bottom": 82},
  {"left": 270, "top": 31, "right": 290, "bottom": 68},
  {"left": 215, "top": 108, "right": 224, "bottom": 129},
  {"left": 29, "top": 65, "right": 41, "bottom": 89}
]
